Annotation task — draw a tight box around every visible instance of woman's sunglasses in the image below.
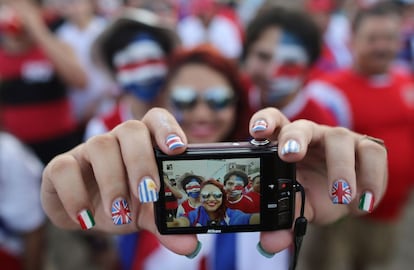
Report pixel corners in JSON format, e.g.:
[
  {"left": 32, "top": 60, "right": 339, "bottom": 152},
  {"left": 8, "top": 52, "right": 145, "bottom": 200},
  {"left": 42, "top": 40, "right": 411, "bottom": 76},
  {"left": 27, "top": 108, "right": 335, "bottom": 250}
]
[
  {"left": 170, "top": 86, "right": 236, "bottom": 111},
  {"left": 201, "top": 191, "right": 223, "bottom": 200}
]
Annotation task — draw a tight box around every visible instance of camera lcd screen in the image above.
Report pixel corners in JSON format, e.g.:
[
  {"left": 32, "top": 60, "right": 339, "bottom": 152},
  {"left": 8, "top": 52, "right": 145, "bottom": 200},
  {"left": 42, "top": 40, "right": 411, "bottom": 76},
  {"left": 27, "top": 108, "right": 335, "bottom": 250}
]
[{"left": 160, "top": 158, "right": 262, "bottom": 230}]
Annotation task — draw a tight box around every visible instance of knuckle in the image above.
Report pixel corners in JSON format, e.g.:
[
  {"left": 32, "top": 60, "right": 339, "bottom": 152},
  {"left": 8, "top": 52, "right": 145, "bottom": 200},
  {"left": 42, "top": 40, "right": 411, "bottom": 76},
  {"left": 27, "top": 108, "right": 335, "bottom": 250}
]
[
  {"left": 45, "top": 154, "right": 78, "bottom": 180},
  {"left": 86, "top": 133, "right": 117, "bottom": 151}
]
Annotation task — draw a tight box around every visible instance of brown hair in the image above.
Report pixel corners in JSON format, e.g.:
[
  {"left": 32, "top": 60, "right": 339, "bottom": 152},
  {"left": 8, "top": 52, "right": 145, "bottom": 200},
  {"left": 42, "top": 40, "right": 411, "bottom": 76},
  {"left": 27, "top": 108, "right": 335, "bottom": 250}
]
[{"left": 200, "top": 179, "right": 227, "bottom": 221}]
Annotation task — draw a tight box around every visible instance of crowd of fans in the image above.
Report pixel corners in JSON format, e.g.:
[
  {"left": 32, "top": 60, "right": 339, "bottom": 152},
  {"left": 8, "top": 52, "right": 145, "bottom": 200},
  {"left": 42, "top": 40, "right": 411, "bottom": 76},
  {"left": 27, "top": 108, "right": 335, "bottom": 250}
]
[{"left": 1, "top": 0, "right": 414, "bottom": 270}]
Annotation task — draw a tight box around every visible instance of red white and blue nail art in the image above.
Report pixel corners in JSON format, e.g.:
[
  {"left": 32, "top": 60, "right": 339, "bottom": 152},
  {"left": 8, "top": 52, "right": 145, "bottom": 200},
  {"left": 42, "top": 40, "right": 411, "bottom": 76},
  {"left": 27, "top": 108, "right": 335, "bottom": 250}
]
[
  {"left": 252, "top": 120, "right": 268, "bottom": 132},
  {"left": 112, "top": 198, "right": 132, "bottom": 225},
  {"left": 139, "top": 177, "right": 158, "bottom": 203},
  {"left": 166, "top": 134, "right": 185, "bottom": 150},
  {"left": 331, "top": 179, "right": 352, "bottom": 204}
]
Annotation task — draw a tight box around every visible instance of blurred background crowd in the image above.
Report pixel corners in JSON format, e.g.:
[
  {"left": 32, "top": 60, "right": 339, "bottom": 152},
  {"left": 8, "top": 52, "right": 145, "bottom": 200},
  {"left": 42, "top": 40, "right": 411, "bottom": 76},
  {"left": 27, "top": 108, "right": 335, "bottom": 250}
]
[{"left": 1, "top": 0, "right": 414, "bottom": 270}]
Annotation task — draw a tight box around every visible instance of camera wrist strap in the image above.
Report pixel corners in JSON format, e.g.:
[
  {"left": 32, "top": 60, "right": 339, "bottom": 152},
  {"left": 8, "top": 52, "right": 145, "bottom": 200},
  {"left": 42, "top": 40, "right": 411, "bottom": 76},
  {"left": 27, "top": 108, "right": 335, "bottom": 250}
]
[{"left": 289, "top": 182, "right": 307, "bottom": 270}]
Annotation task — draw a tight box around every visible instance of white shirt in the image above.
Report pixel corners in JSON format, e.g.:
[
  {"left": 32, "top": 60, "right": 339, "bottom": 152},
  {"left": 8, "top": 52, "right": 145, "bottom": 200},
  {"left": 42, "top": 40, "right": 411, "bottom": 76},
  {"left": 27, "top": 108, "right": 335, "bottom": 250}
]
[{"left": 0, "top": 132, "right": 45, "bottom": 256}]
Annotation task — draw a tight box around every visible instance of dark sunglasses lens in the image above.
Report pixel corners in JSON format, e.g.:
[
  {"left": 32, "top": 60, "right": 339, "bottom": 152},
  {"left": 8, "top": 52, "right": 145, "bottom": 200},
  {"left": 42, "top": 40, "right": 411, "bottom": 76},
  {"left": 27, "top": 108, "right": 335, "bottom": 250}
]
[
  {"left": 170, "top": 87, "right": 197, "bottom": 110},
  {"left": 205, "top": 88, "right": 234, "bottom": 110},
  {"left": 201, "top": 192, "right": 223, "bottom": 200}
]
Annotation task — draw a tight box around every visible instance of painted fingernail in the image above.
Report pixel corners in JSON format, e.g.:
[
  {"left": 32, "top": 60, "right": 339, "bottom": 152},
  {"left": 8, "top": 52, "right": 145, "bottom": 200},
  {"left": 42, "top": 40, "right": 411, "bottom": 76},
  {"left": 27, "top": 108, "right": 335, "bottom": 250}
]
[
  {"left": 256, "top": 242, "right": 276, "bottom": 258},
  {"left": 139, "top": 177, "right": 158, "bottom": 203},
  {"left": 77, "top": 209, "right": 95, "bottom": 230},
  {"left": 331, "top": 179, "right": 352, "bottom": 205},
  {"left": 166, "top": 134, "right": 185, "bottom": 150},
  {"left": 281, "top": 139, "right": 300, "bottom": 155},
  {"left": 185, "top": 241, "right": 202, "bottom": 259},
  {"left": 252, "top": 119, "right": 268, "bottom": 132},
  {"left": 359, "top": 191, "right": 375, "bottom": 212},
  {"left": 111, "top": 198, "right": 132, "bottom": 225}
]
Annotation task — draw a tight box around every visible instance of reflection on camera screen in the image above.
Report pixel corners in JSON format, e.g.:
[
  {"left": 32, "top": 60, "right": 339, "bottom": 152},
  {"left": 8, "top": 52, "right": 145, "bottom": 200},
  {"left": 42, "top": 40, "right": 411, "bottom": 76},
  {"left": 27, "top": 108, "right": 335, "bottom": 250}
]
[{"left": 162, "top": 158, "right": 261, "bottom": 228}]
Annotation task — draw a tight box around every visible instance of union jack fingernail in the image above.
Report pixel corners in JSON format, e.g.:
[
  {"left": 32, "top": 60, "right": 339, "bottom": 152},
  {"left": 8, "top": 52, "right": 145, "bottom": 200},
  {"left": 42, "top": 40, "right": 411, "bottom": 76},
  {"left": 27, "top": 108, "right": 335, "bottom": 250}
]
[
  {"left": 331, "top": 179, "right": 352, "bottom": 205},
  {"left": 252, "top": 120, "right": 268, "bottom": 132},
  {"left": 139, "top": 177, "right": 158, "bottom": 203},
  {"left": 166, "top": 134, "right": 185, "bottom": 150},
  {"left": 77, "top": 209, "right": 95, "bottom": 230},
  {"left": 359, "top": 191, "right": 375, "bottom": 212},
  {"left": 281, "top": 139, "right": 300, "bottom": 155},
  {"left": 112, "top": 198, "right": 132, "bottom": 225}
]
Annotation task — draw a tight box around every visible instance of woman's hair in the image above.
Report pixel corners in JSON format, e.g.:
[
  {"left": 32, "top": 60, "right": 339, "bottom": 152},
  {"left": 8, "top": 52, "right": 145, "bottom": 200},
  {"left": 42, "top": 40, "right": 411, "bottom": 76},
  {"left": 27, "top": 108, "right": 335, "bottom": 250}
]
[
  {"left": 200, "top": 179, "right": 227, "bottom": 221},
  {"left": 164, "top": 44, "right": 252, "bottom": 141}
]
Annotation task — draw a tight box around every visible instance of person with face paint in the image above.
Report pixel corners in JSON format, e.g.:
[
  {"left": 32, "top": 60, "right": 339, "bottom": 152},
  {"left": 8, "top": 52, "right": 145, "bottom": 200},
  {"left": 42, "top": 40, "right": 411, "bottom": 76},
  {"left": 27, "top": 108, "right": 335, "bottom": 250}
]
[
  {"left": 169, "top": 179, "right": 260, "bottom": 227},
  {"left": 223, "top": 169, "right": 255, "bottom": 214},
  {"left": 83, "top": 7, "right": 179, "bottom": 139},
  {"left": 241, "top": 5, "right": 337, "bottom": 126},
  {"left": 176, "top": 174, "right": 204, "bottom": 218}
]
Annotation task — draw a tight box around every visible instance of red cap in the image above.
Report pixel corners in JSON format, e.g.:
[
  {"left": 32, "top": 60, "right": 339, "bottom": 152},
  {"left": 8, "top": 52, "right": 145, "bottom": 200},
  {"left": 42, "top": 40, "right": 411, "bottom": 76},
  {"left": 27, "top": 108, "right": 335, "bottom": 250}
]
[{"left": 306, "top": 0, "right": 335, "bottom": 13}]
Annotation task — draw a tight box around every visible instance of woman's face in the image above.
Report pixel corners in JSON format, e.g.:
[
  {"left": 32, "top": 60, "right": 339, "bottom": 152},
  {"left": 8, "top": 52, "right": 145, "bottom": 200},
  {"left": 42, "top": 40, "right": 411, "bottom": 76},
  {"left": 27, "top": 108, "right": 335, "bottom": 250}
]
[
  {"left": 166, "top": 64, "right": 237, "bottom": 143},
  {"left": 200, "top": 184, "right": 223, "bottom": 212}
]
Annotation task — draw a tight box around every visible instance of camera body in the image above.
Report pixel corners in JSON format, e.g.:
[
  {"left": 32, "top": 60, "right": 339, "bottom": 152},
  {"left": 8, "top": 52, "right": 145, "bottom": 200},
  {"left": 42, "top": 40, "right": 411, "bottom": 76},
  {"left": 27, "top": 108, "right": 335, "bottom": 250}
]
[{"left": 154, "top": 140, "right": 296, "bottom": 234}]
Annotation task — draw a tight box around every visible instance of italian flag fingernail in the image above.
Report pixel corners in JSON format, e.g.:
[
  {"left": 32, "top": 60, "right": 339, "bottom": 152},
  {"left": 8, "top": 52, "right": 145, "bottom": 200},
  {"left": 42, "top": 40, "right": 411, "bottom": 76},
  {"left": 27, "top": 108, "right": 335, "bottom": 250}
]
[
  {"left": 359, "top": 191, "right": 375, "bottom": 212},
  {"left": 77, "top": 209, "right": 95, "bottom": 230}
]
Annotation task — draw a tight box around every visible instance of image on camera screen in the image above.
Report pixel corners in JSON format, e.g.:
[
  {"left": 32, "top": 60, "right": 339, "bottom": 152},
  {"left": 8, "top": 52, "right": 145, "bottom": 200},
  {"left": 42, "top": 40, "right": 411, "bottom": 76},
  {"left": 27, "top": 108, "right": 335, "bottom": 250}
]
[{"left": 161, "top": 157, "right": 261, "bottom": 228}]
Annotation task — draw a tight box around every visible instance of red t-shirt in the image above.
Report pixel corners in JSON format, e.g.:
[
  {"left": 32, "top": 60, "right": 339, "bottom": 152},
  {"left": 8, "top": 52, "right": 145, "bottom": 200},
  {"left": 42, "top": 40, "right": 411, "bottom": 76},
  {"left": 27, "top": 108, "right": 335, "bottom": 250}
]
[{"left": 307, "top": 68, "right": 414, "bottom": 221}]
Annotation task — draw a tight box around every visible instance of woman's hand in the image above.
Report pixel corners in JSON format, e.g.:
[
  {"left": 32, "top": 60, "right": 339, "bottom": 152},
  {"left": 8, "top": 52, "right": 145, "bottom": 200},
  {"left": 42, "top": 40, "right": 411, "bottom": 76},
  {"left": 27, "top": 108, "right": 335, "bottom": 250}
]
[
  {"left": 249, "top": 107, "right": 388, "bottom": 254},
  {"left": 41, "top": 107, "right": 387, "bottom": 257},
  {"left": 41, "top": 108, "right": 197, "bottom": 256}
]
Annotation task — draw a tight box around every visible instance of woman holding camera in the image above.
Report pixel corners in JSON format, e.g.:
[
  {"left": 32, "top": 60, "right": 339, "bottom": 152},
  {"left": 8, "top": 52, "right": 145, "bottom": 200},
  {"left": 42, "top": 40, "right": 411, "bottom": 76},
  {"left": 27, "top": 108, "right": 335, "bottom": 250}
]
[{"left": 40, "top": 44, "right": 388, "bottom": 270}]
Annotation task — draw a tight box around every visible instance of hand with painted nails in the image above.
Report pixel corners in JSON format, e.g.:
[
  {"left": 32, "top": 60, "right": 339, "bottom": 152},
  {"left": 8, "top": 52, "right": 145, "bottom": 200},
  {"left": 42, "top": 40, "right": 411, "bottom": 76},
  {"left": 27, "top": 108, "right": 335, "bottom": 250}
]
[
  {"left": 249, "top": 108, "right": 388, "bottom": 255},
  {"left": 40, "top": 107, "right": 387, "bottom": 259}
]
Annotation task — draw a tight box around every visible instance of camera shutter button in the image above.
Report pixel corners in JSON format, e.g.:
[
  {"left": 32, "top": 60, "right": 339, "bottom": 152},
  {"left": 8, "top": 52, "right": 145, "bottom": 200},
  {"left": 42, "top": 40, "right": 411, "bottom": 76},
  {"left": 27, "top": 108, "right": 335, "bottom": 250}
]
[{"left": 250, "top": 139, "right": 270, "bottom": 146}]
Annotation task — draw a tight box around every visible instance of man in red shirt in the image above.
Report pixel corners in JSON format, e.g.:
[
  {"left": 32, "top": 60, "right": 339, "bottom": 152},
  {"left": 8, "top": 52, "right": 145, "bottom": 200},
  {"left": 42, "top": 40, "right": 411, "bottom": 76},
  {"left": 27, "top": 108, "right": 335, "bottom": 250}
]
[
  {"left": 240, "top": 5, "right": 337, "bottom": 126},
  {"left": 304, "top": 2, "right": 414, "bottom": 269}
]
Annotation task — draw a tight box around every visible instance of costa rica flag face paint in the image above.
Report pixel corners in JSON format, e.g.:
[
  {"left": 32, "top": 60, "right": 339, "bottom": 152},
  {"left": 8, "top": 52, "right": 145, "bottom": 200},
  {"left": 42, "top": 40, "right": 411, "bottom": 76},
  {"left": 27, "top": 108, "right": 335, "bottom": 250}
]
[
  {"left": 266, "top": 31, "right": 309, "bottom": 103},
  {"left": 114, "top": 32, "right": 167, "bottom": 102}
]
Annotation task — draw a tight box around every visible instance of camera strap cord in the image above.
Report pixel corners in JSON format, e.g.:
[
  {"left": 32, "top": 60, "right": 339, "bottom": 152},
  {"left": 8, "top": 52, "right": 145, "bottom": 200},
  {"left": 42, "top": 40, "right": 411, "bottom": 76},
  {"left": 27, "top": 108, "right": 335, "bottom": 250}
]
[{"left": 290, "top": 182, "right": 307, "bottom": 270}]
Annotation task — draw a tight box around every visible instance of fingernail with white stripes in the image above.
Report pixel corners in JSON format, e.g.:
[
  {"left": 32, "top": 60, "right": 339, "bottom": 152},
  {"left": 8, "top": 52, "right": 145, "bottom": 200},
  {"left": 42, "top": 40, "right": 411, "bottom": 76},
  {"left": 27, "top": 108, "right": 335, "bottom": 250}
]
[
  {"left": 139, "top": 177, "right": 158, "bottom": 203},
  {"left": 281, "top": 139, "right": 300, "bottom": 155},
  {"left": 359, "top": 191, "right": 375, "bottom": 212},
  {"left": 77, "top": 209, "right": 95, "bottom": 230},
  {"left": 331, "top": 179, "right": 352, "bottom": 205},
  {"left": 252, "top": 119, "right": 268, "bottom": 132},
  {"left": 166, "top": 134, "right": 185, "bottom": 150},
  {"left": 111, "top": 198, "right": 132, "bottom": 225}
]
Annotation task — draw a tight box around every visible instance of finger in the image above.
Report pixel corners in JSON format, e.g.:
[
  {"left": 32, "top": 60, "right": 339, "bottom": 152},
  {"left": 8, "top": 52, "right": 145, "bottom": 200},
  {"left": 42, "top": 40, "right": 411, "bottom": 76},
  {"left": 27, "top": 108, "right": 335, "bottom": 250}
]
[
  {"left": 352, "top": 135, "right": 388, "bottom": 214},
  {"left": 84, "top": 133, "right": 135, "bottom": 227},
  {"left": 324, "top": 127, "right": 357, "bottom": 205},
  {"left": 41, "top": 150, "right": 94, "bottom": 230},
  {"left": 110, "top": 120, "right": 160, "bottom": 204},
  {"left": 249, "top": 107, "right": 291, "bottom": 141},
  {"left": 142, "top": 108, "right": 188, "bottom": 155}
]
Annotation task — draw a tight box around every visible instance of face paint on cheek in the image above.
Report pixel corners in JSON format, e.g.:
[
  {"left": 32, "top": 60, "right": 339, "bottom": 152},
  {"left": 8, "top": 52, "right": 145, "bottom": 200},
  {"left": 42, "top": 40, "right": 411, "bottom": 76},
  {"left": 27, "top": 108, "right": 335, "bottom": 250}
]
[
  {"left": 0, "top": 6, "right": 24, "bottom": 36},
  {"left": 114, "top": 33, "right": 167, "bottom": 102},
  {"left": 229, "top": 178, "right": 245, "bottom": 197},
  {"left": 266, "top": 31, "right": 309, "bottom": 104}
]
